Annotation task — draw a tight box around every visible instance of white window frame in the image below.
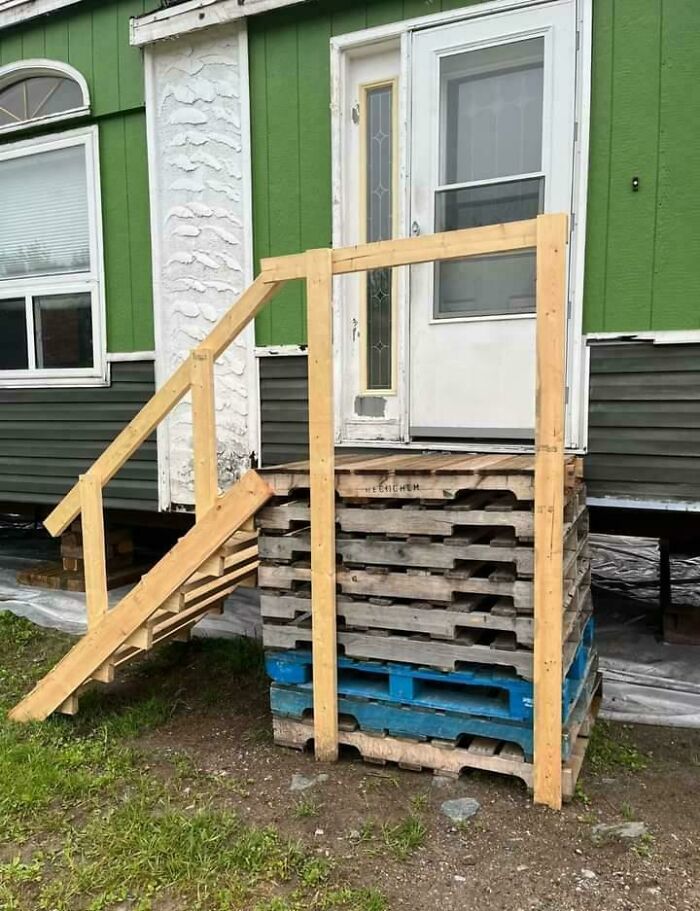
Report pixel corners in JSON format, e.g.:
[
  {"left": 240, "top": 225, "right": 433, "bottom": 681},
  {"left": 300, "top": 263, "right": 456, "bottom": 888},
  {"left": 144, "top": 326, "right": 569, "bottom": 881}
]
[
  {"left": 0, "top": 59, "right": 90, "bottom": 137},
  {"left": 0, "top": 124, "right": 107, "bottom": 388}
]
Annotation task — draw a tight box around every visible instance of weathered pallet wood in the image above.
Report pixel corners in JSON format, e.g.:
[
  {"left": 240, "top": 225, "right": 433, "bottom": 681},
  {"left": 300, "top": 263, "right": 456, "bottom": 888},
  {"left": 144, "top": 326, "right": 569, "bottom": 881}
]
[
  {"left": 261, "top": 453, "right": 583, "bottom": 503},
  {"left": 260, "top": 577, "right": 591, "bottom": 648},
  {"left": 257, "top": 501, "right": 535, "bottom": 540},
  {"left": 272, "top": 673, "right": 599, "bottom": 799},
  {"left": 263, "top": 615, "right": 588, "bottom": 679}
]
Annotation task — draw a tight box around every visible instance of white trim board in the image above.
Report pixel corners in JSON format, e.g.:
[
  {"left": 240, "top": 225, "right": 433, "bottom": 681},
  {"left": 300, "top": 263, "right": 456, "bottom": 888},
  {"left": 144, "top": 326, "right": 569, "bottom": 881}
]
[
  {"left": 130, "top": 0, "right": 308, "bottom": 46},
  {"left": 107, "top": 351, "right": 156, "bottom": 363},
  {"left": 586, "top": 331, "right": 700, "bottom": 346},
  {"left": 0, "top": 0, "right": 82, "bottom": 30}
]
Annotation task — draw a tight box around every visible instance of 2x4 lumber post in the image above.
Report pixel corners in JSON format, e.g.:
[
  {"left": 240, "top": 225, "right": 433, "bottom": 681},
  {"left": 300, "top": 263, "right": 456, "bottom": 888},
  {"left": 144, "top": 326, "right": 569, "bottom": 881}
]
[
  {"left": 79, "top": 474, "right": 108, "bottom": 628},
  {"left": 533, "top": 213, "right": 569, "bottom": 811},
  {"left": 305, "top": 248, "right": 339, "bottom": 762},
  {"left": 191, "top": 348, "right": 218, "bottom": 520},
  {"left": 43, "top": 276, "right": 285, "bottom": 539},
  {"left": 9, "top": 470, "right": 273, "bottom": 723}
]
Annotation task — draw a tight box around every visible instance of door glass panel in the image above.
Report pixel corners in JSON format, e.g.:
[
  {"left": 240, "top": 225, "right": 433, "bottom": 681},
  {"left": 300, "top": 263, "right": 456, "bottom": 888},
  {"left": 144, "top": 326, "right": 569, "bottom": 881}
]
[
  {"left": 440, "top": 38, "right": 544, "bottom": 184},
  {"left": 365, "top": 84, "right": 393, "bottom": 390},
  {"left": 435, "top": 38, "right": 544, "bottom": 319},
  {"left": 0, "top": 298, "right": 28, "bottom": 369},
  {"left": 33, "top": 292, "right": 93, "bottom": 369},
  {"left": 435, "top": 177, "right": 542, "bottom": 317}
]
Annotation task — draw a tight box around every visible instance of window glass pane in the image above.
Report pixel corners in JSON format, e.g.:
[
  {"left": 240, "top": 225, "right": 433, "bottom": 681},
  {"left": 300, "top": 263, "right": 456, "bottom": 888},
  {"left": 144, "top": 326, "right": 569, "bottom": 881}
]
[
  {"left": 365, "top": 84, "right": 393, "bottom": 390},
  {"left": 0, "top": 144, "right": 90, "bottom": 279},
  {"left": 0, "top": 75, "right": 83, "bottom": 128},
  {"left": 0, "top": 298, "right": 28, "bottom": 369},
  {"left": 33, "top": 292, "right": 93, "bottom": 369},
  {"left": 441, "top": 38, "right": 544, "bottom": 185},
  {"left": 435, "top": 178, "right": 542, "bottom": 319}
]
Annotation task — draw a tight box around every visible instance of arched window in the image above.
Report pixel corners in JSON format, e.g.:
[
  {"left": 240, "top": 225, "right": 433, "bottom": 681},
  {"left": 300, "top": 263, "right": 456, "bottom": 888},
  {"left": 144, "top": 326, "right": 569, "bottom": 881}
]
[{"left": 0, "top": 60, "right": 89, "bottom": 135}]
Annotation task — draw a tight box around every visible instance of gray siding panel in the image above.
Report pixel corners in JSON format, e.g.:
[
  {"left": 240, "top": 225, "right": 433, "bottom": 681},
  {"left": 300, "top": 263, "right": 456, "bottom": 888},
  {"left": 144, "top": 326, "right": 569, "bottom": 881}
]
[
  {"left": 585, "top": 343, "right": 700, "bottom": 503},
  {"left": 259, "top": 355, "right": 309, "bottom": 467},
  {"left": 0, "top": 361, "right": 158, "bottom": 511}
]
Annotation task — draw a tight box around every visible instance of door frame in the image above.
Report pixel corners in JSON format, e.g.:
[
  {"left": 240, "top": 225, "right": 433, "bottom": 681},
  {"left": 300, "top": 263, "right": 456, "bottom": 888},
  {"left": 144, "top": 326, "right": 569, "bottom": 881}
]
[{"left": 331, "top": 0, "right": 592, "bottom": 451}]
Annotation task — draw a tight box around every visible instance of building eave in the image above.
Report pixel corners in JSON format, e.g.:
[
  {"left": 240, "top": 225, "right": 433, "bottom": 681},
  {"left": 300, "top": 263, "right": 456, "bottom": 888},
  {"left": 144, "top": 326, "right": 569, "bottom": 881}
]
[
  {"left": 0, "top": 0, "right": 82, "bottom": 30},
  {"left": 130, "top": 0, "right": 309, "bottom": 47}
]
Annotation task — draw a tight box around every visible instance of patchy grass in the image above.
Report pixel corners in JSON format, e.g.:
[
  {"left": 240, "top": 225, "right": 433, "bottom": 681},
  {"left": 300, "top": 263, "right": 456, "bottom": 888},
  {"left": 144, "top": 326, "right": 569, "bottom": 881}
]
[
  {"left": 586, "top": 721, "right": 648, "bottom": 774},
  {"left": 0, "top": 614, "right": 386, "bottom": 911},
  {"left": 293, "top": 795, "right": 323, "bottom": 819},
  {"left": 380, "top": 814, "right": 427, "bottom": 860}
]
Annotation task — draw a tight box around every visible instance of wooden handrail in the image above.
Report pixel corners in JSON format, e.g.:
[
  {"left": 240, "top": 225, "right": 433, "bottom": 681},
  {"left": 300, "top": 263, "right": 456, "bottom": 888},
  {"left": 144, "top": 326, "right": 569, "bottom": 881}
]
[
  {"left": 44, "top": 275, "right": 284, "bottom": 537},
  {"left": 260, "top": 219, "right": 537, "bottom": 281}
]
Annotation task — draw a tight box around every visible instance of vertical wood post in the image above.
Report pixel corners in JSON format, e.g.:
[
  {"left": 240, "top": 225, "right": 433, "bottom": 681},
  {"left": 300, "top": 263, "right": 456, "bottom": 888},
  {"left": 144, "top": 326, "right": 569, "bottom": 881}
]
[
  {"left": 191, "top": 348, "right": 218, "bottom": 520},
  {"left": 79, "top": 473, "right": 108, "bottom": 629},
  {"left": 533, "top": 213, "right": 569, "bottom": 810},
  {"left": 305, "top": 248, "right": 338, "bottom": 761}
]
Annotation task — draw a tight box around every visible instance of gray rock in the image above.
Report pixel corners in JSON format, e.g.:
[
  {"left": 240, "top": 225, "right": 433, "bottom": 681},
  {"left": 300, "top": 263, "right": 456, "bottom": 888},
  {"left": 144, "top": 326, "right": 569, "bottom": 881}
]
[
  {"left": 440, "top": 797, "right": 480, "bottom": 823},
  {"left": 580, "top": 869, "right": 597, "bottom": 879},
  {"left": 592, "top": 821, "right": 648, "bottom": 841},
  {"left": 290, "top": 772, "right": 328, "bottom": 792}
]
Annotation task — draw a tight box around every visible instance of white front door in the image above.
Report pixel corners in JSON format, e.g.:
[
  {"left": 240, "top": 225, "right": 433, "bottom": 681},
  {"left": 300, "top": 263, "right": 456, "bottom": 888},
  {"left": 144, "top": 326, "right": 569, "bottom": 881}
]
[{"left": 409, "top": 2, "right": 577, "bottom": 441}]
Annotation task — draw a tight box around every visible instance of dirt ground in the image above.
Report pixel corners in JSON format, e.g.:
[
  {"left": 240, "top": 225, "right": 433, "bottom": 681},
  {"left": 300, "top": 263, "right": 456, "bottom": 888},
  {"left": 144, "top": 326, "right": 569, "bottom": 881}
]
[
  {"left": 133, "top": 643, "right": 700, "bottom": 911},
  {"left": 2, "top": 614, "right": 699, "bottom": 911}
]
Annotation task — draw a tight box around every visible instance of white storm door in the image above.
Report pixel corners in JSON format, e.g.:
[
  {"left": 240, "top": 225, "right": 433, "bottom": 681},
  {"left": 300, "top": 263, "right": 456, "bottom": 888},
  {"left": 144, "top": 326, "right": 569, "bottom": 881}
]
[{"left": 409, "top": 1, "right": 577, "bottom": 441}]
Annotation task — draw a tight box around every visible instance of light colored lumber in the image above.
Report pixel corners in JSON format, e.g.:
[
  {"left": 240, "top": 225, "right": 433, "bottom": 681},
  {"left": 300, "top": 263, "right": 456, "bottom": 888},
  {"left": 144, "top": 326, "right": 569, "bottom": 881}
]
[
  {"left": 9, "top": 470, "right": 273, "bottom": 722},
  {"left": 533, "top": 213, "right": 569, "bottom": 811},
  {"left": 191, "top": 348, "right": 218, "bottom": 520},
  {"left": 305, "top": 248, "right": 338, "bottom": 762},
  {"left": 261, "top": 220, "right": 537, "bottom": 282},
  {"left": 44, "top": 276, "right": 284, "bottom": 537},
  {"left": 79, "top": 474, "right": 108, "bottom": 628}
]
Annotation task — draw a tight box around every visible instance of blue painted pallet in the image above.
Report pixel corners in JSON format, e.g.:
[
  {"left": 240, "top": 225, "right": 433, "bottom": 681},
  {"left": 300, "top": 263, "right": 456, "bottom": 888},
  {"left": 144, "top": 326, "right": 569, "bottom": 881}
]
[
  {"left": 270, "top": 658, "right": 599, "bottom": 762},
  {"left": 265, "top": 617, "right": 595, "bottom": 724}
]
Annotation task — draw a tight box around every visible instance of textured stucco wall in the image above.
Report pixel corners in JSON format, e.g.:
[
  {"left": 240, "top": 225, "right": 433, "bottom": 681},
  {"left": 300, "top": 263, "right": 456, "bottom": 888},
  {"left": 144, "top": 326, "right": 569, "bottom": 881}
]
[{"left": 147, "top": 24, "right": 253, "bottom": 508}]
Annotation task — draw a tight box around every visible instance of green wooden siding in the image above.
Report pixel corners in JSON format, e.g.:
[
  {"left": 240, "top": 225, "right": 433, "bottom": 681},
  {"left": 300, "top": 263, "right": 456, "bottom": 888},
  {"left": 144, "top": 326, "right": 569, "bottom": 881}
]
[
  {"left": 250, "top": 0, "right": 700, "bottom": 344},
  {"left": 0, "top": 0, "right": 153, "bottom": 352}
]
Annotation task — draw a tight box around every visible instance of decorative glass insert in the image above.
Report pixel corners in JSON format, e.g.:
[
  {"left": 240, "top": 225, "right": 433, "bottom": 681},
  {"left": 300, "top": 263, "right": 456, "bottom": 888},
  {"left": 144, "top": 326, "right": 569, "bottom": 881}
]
[
  {"left": 0, "top": 74, "right": 84, "bottom": 130},
  {"left": 365, "top": 84, "right": 393, "bottom": 390},
  {"left": 435, "top": 38, "right": 545, "bottom": 320},
  {"left": 34, "top": 292, "right": 93, "bottom": 369}
]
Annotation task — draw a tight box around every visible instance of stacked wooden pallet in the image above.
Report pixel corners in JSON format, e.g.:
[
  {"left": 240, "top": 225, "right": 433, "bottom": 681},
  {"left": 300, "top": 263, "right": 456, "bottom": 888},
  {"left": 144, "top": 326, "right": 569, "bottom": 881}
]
[{"left": 258, "top": 454, "right": 600, "bottom": 798}]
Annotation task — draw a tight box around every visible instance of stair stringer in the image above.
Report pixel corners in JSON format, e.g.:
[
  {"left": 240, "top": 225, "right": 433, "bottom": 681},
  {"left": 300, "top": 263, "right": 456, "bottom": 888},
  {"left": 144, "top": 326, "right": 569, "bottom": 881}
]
[{"left": 9, "top": 470, "right": 273, "bottom": 723}]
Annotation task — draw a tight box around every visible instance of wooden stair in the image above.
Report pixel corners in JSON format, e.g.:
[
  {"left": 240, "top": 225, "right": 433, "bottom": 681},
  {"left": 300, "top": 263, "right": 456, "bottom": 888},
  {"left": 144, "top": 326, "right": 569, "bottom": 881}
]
[{"left": 9, "top": 470, "right": 273, "bottom": 722}]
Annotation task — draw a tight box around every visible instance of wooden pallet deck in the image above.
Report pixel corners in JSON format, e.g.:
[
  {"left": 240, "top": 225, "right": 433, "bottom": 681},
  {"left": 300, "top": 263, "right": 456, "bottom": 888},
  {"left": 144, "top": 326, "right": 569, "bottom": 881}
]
[{"left": 261, "top": 453, "right": 582, "bottom": 502}]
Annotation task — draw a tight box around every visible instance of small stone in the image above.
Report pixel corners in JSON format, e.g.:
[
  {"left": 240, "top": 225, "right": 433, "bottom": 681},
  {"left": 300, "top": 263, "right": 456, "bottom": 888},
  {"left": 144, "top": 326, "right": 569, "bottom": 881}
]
[
  {"left": 440, "top": 797, "right": 480, "bottom": 823},
  {"left": 454, "top": 875, "right": 466, "bottom": 883},
  {"left": 290, "top": 773, "right": 317, "bottom": 792},
  {"left": 314, "top": 828, "right": 324, "bottom": 837},
  {"left": 516, "top": 865, "right": 528, "bottom": 872},
  {"left": 581, "top": 869, "right": 597, "bottom": 879},
  {"left": 592, "top": 821, "right": 648, "bottom": 841},
  {"left": 348, "top": 829, "right": 361, "bottom": 840}
]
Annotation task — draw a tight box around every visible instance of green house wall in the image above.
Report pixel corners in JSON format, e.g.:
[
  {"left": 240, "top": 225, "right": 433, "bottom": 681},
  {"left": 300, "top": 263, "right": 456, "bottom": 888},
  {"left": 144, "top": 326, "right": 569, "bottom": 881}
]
[
  {"left": 0, "top": 0, "right": 153, "bottom": 353},
  {"left": 249, "top": 0, "right": 700, "bottom": 346}
]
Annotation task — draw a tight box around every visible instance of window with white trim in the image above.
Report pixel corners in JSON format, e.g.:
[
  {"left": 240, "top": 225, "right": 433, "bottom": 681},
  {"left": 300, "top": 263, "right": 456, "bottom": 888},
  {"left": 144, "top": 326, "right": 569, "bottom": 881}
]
[
  {"left": 0, "top": 59, "right": 90, "bottom": 135},
  {"left": 0, "top": 126, "right": 105, "bottom": 386}
]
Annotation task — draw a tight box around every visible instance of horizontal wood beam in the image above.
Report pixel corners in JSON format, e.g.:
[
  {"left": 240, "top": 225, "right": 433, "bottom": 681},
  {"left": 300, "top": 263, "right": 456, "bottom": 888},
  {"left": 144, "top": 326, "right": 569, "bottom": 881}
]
[
  {"left": 260, "top": 219, "right": 538, "bottom": 282},
  {"left": 44, "top": 276, "right": 284, "bottom": 538}
]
